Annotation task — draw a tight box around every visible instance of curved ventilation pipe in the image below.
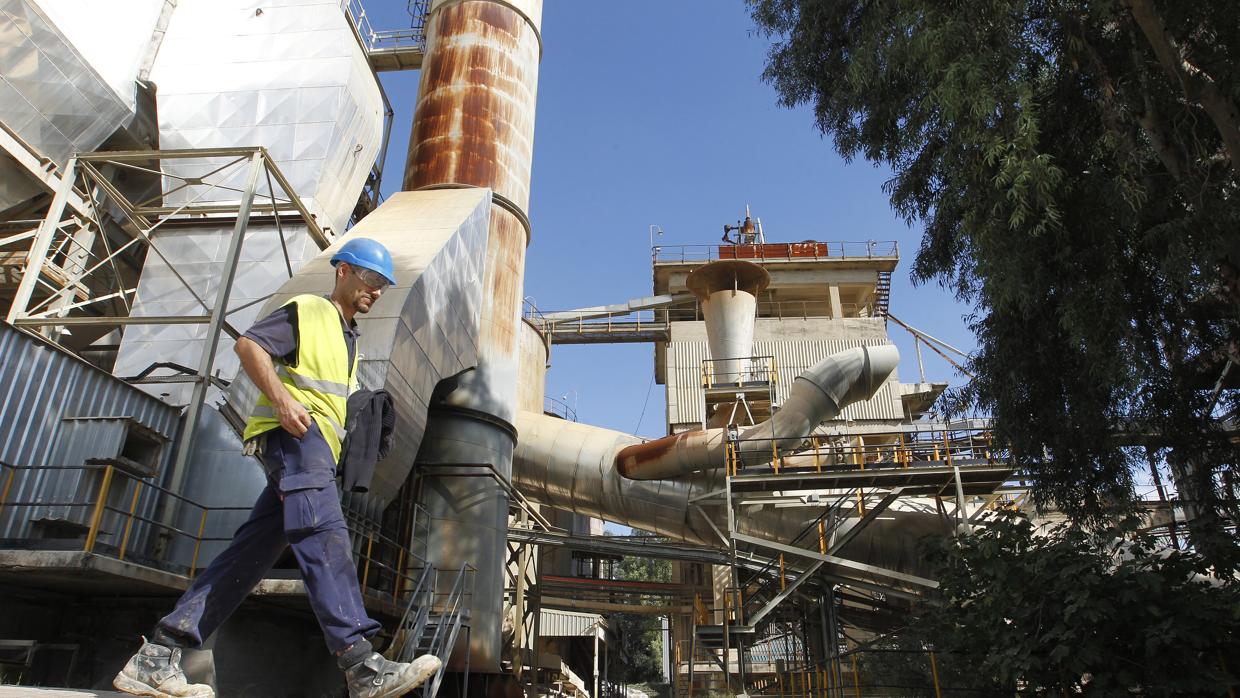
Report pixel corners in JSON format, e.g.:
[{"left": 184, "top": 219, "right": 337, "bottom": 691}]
[
  {"left": 616, "top": 344, "right": 899, "bottom": 480},
  {"left": 688, "top": 260, "right": 770, "bottom": 387}
]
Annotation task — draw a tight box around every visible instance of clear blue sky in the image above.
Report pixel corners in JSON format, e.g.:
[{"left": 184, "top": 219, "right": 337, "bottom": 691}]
[{"left": 374, "top": 1, "right": 977, "bottom": 438}]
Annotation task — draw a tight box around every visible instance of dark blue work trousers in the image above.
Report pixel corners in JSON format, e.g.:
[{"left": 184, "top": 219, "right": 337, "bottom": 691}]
[{"left": 157, "top": 423, "right": 381, "bottom": 653}]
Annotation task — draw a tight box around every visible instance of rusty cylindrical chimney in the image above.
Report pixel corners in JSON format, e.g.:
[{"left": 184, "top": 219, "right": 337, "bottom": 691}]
[{"left": 402, "top": 0, "right": 542, "bottom": 673}]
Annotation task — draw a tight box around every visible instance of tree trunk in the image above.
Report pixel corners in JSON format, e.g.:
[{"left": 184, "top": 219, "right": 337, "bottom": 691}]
[{"left": 1166, "top": 450, "right": 1235, "bottom": 570}]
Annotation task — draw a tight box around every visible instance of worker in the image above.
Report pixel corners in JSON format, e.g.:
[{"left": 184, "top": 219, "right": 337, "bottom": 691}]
[{"left": 113, "top": 238, "right": 440, "bottom": 698}]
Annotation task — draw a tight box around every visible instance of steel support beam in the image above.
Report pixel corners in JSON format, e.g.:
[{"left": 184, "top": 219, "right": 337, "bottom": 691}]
[
  {"left": 167, "top": 151, "right": 263, "bottom": 498},
  {"left": 731, "top": 532, "right": 938, "bottom": 590}
]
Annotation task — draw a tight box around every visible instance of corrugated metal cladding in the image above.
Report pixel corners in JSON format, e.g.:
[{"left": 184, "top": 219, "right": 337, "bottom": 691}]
[
  {"left": 0, "top": 325, "right": 180, "bottom": 465},
  {"left": 538, "top": 609, "right": 605, "bottom": 638},
  {"left": 0, "top": 325, "right": 182, "bottom": 537},
  {"left": 665, "top": 339, "right": 904, "bottom": 426}
]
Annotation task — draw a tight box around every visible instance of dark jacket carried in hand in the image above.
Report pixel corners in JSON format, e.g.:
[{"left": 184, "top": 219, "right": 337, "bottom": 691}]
[{"left": 337, "top": 389, "right": 395, "bottom": 492}]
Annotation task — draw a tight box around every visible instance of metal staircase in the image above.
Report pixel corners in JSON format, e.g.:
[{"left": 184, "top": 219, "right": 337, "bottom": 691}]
[
  {"left": 874, "top": 270, "right": 892, "bottom": 316},
  {"left": 394, "top": 564, "right": 473, "bottom": 698}
]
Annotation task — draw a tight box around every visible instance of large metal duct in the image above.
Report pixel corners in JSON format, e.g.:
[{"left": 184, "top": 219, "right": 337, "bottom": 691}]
[
  {"left": 402, "top": 0, "right": 542, "bottom": 673},
  {"left": 687, "top": 260, "right": 770, "bottom": 386},
  {"left": 511, "top": 409, "right": 948, "bottom": 593},
  {"left": 616, "top": 345, "right": 899, "bottom": 480}
]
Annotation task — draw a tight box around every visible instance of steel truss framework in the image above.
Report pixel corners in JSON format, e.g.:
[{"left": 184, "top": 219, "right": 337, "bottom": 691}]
[
  {"left": 3, "top": 146, "right": 328, "bottom": 508},
  {"left": 672, "top": 421, "right": 1027, "bottom": 697}
]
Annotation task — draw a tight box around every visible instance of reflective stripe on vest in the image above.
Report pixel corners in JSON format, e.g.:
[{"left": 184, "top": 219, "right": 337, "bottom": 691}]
[
  {"left": 275, "top": 365, "right": 350, "bottom": 399},
  {"left": 249, "top": 404, "right": 347, "bottom": 441},
  {"left": 242, "top": 294, "right": 357, "bottom": 461}
]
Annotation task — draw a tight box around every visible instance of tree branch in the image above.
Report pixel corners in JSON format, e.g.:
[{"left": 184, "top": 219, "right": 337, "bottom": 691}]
[{"left": 1121, "top": 0, "right": 1240, "bottom": 169}]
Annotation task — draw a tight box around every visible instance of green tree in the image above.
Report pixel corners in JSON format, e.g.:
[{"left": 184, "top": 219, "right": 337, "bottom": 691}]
[
  {"left": 750, "top": 0, "right": 1240, "bottom": 565},
  {"left": 910, "top": 513, "right": 1240, "bottom": 695},
  {"left": 605, "top": 549, "right": 672, "bottom": 685}
]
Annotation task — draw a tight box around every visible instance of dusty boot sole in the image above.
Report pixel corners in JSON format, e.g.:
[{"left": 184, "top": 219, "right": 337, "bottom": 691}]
[
  {"left": 114, "top": 671, "right": 214, "bottom": 698},
  {"left": 366, "top": 659, "right": 440, "bottom": 698}
]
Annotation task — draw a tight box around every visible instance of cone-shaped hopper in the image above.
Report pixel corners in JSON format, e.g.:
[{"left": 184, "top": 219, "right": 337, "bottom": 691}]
[{"left": 686, "top": 260, "right": 771, "bottom": 384}]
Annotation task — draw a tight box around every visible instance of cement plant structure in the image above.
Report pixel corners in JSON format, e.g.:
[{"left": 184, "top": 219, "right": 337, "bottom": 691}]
[{"left": 0, "top": 1, "right": 1024, "bottom": 696}]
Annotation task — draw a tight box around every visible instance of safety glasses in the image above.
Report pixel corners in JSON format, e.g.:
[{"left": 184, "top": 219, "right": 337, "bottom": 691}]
[{"left": 352, "top": 266, "right": 391, "bottom": 292}]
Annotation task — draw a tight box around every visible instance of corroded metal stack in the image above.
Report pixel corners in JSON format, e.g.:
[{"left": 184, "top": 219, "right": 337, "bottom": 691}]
[{"left": 402, "top": 0, "right": 543, "bottom": 673}]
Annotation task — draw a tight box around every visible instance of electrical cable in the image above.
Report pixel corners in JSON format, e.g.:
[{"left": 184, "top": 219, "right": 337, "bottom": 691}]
[{"left": 634, "top": 372, "right": 656, "bottom": 435}]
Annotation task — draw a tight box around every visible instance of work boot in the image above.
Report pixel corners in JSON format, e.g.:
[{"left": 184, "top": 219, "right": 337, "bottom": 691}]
[
  {"left": 343, "top": 651, "right": 442, "bottom": 698},
  {"left": 113, "top": 637, "right": 214, "bottom": 698}
]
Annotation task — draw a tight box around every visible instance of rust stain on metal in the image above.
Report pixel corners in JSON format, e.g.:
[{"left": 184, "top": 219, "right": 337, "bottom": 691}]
[
  {"left": 478, "top": 212, "right": 525, "bottom": 352},
  {"left": 615, "top": 431, "right": 701, "bottom": 479},
  {"left": 404, "top": 1, "right": 539, "bottom": 208}
]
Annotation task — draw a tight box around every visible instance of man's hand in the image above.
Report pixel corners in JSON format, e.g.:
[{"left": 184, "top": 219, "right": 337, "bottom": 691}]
[
  {"left": 275, "top": 396, "right": 313, "bottom": 438},
  {"left": 236, "top": 336, "right": 312, "bottom": 438}
]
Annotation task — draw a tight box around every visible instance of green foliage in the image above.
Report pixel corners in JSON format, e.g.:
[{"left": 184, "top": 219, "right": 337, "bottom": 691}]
[
  {"left": 751, "top": 0, "right": 1240, "bottom": 565},
  {"left": 605, "top": 551, "right": 672, "bottom": 684},
  {"left": 908, "top": 512, "right": 1240, "bottom": 695}
]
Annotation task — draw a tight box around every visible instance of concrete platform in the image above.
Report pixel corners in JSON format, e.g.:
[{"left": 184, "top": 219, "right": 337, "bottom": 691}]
[{"left": 0, "top": 689, "right": 128, "bottom": 697}]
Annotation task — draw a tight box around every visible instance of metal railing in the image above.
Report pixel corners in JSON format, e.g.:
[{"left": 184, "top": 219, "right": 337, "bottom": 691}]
[
  {"left": 724, "top": 425, "right": 1005, "bottom": 476},
  {"left": 531, "top": 301, "right": 879, "bottom": 337},
  {"left": 395, "top": 563, "right": 475, "bottom": 698},
  {"left": 0, "top": 462, "right": 427, "bottom": 604},
  {"left": 701, "top": 356, "right": 778, "bottom": 389},
  {"left": 543, "top": 395, "right": 578, "bottom": 422},
  {"left": 653, "top": 240, "right": 898, "bottom": 264},
  {"left": 341, "top": 0, "right": 429, "bottom": 54}
]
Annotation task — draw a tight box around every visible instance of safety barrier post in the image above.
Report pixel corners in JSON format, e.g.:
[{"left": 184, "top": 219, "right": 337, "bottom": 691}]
[
  {"left": 361, "top": 534, "right": 375, "bottom": 589},
  {"left": 850, "top": 653, "right": 861, "bottom": 698},
  {"left": 779, "top": 553, "right": 786, "bottom": 591},
  {"left": 0, "top": 464, "right": 16, "bottom": 523},
  {"left": 812, "top": 436, "right": 821, "bottom": 472},
  {"left": 84, "top": 465, "right": 115, "bottom": 553},
  {"left": 818, "top": 521, "right": 827, "bottom": 555},
  {"left": 394, "top": 546, "right": 407, "bottom": 602},
  {"left": 190, "top": 508, "right": 209, "bottom": 577},
  {"left": 929, "top": 650, "right": 942, "bottom": 698},
  {"left": 118, "top": 477, "right": 142, "bottom": 561}
]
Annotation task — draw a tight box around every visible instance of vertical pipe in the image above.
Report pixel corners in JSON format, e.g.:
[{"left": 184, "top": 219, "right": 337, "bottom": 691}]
[{"left": 403, "top": 0, "right": 543, "bottom": 673}]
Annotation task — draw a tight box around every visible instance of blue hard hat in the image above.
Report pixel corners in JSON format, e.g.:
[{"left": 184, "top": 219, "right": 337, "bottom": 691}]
[{"left": 330, "top": 237, "right": 396, "bottom": 285}]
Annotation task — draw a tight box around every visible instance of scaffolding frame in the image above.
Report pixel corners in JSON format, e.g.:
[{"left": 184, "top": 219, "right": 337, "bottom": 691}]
[
  {"left": 672, "top": 416, "right": 1026, "bottom": 697},
  {"left": 4, "top": 146, "right": 329, "bottom": 501}
]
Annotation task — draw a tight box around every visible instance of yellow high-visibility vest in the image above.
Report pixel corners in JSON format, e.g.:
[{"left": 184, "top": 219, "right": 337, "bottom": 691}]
[{"left": 242, "top": 294, "right": 358, "bottom": 461}]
